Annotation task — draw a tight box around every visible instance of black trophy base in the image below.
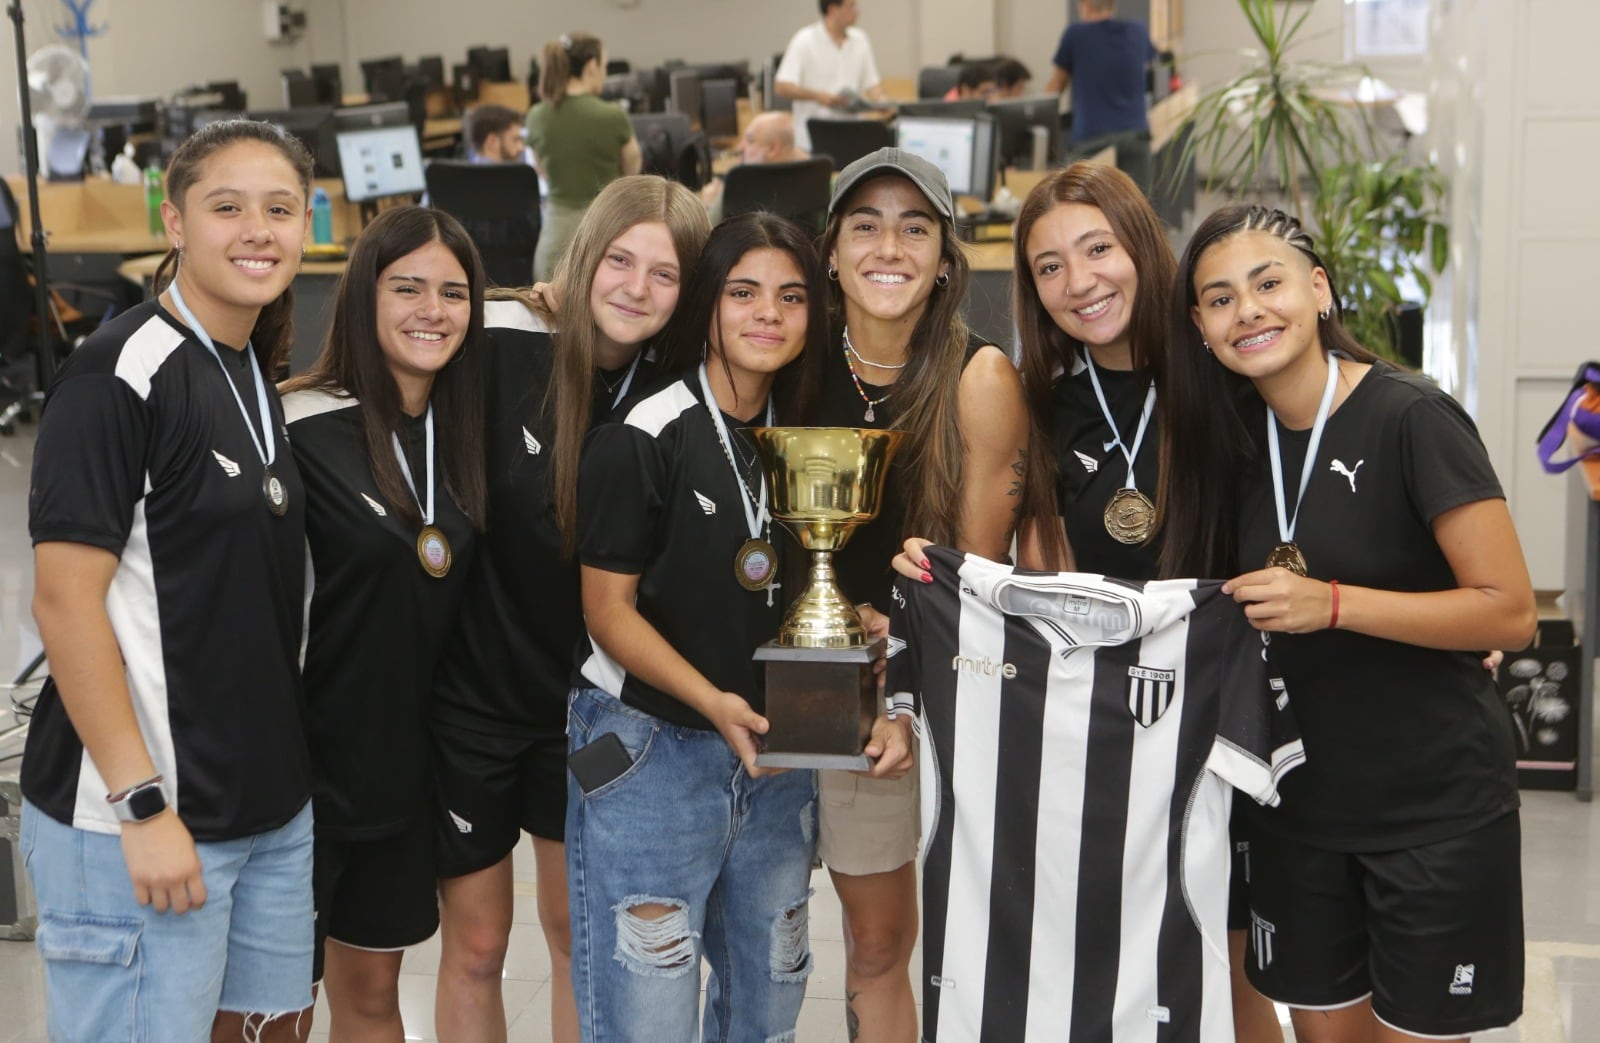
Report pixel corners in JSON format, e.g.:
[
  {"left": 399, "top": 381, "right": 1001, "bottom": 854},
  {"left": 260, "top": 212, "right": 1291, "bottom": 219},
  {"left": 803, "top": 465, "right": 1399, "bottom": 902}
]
[{"left": 753, "top": 638, "right": 884, "bottom": 771}]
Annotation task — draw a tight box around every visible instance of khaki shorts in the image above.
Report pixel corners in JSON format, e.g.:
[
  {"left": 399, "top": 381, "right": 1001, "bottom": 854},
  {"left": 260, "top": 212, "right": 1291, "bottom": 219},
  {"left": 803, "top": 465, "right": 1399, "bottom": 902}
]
[{"left": 817, "top": 767, "right": 920, "bottom": 877}]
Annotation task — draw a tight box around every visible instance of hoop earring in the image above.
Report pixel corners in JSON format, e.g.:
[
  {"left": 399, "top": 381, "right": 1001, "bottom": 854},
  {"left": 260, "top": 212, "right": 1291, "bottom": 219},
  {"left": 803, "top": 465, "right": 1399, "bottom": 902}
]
[
  {"left": 827, "top": 266, "right": 838, "bottom": 281},
  {"left": 1319, "top": 306, "right": 1332, "bottom": 320},
  {"left": 934, "top": 272, "right": 950, "bottom": 288}
]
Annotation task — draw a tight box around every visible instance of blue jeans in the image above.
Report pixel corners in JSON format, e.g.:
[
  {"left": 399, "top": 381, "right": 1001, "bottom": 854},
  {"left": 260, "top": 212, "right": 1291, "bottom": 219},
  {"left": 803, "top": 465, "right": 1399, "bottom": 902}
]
[
  {"left": 566, "top": 687, "right": 819, "bottom": 1043},
  {"left": 21, "top": 799, "right": 314, "bottom": 1043}
]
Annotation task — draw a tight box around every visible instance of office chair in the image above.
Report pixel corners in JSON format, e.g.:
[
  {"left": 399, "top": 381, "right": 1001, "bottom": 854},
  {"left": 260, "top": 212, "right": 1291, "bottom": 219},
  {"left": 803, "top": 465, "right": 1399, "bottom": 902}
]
[
  {"left": 806, "top": 119, "right": 894, "bottom": 171},
  {"left": 630, "top": 113, "right": 712, "bottom": 191},
  {"left": 917, "top": 66, "right": 961, "bottom": 100},
  {"left": 423, "top": 161, "right": 541, "bottom": 288},
  {"left": 719, "top": 158, "right": 834, "bottom": 235}
]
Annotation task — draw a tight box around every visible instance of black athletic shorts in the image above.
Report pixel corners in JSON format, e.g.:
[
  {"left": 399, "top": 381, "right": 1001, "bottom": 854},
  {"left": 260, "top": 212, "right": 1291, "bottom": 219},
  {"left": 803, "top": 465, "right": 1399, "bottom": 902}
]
[
  {"left": 1227, "top": 801, "right": 1253, "bottom": 933},
  {"left": 1243, "top": 811, "right": 1523, "bottom": 1038},
  {"left": 433, "top": 715, "right": 568, "bottom": 878},
  {"left": 312, "top": 810, "right": 440, "bottom": 983}
]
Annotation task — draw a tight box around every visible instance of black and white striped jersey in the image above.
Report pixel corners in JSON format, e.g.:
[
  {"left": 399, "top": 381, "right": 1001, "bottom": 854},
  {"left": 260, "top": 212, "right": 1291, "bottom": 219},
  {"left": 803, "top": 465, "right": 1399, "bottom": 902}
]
[
  {"left": 888, "top": 546, "right": 1305, "bottom": 1042},
  {"left": 24, "top": 301, "right": 310, "bottom": 840}
]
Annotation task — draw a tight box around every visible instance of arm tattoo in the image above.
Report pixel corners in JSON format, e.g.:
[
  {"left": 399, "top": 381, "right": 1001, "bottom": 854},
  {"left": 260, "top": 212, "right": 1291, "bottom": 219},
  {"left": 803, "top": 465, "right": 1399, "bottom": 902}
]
[{"left": 1007, "top": 448, "right": 1027, "bottom": 516}]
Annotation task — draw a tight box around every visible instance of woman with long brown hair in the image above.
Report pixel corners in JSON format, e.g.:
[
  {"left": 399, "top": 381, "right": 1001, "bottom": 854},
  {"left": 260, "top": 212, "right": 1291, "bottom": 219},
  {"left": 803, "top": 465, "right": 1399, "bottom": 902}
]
[
  {"left": 527, "top": 31, "right": 642, "bottom": 280},
  {"left": 430, "top": 174, "right": 708, "bottom": 1043}
]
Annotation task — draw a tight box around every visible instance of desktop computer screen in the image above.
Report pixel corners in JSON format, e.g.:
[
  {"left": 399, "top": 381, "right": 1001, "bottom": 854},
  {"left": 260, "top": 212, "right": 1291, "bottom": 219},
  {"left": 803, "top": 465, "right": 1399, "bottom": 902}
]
[
  {"left": 701, "top": 79, "right": 739, "bottom": 138},
  {"left": 668, "top": 69, "right": 704, "bottom": 130},
  {"left": 334, "top": 104, "right": 425, "bottom": 202},
  {"left": 895, "top": 114, "right": 997, "bottom": 201},
  {"left": 987, "top": 93, "right": 1062, "bottom": 170}
]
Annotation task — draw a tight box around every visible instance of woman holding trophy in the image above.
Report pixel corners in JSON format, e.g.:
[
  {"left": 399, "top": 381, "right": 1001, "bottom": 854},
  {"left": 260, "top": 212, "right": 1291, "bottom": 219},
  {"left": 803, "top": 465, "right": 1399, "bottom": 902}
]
[{"left": 568, "top": 213, "right": 914, "bottom": 1041}]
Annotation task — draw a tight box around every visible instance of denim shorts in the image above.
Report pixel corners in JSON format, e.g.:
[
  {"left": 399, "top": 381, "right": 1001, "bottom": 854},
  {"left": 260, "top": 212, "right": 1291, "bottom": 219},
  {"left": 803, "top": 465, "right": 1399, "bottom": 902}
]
[
  {"left": 566, "top": 686, "right": 819, "bottom": 1043},
  {"left": 21, "top": 799, "right": 314, "bottom": 1043}
]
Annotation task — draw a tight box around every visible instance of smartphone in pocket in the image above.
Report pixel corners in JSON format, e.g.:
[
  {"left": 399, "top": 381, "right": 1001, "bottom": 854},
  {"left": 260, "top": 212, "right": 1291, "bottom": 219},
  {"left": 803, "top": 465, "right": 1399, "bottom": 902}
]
[{"left": 568, "top": 732, "right": 635, "bottom": 794}]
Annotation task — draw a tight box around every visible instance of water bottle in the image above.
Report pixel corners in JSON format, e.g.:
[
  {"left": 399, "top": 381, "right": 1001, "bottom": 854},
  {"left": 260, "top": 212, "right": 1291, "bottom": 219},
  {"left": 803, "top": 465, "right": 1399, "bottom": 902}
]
[
  {"left": 144, "top": 163, "right": 164, "bottom": 237},
  {"left": 312, "top": 187, "right": 333, "bottom": 245}
]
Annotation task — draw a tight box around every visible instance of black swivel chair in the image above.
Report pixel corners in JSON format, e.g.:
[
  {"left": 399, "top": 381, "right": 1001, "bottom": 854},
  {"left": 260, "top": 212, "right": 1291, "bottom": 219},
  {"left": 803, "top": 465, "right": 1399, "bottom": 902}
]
[
  {"left": 720, "top": 158, "right": 834, "bottom": 235},
  {"left": 917, "top": 66, "right": 962, "bottom": 99},
  {"left": 806, "top": 119, "right": 894, "bottom": 171},
  {"left": 423, "top": 161, "right": 542, "bottom": 289},
  {"left": 630, "top": 113, "right": 712, "bottom": 190}
]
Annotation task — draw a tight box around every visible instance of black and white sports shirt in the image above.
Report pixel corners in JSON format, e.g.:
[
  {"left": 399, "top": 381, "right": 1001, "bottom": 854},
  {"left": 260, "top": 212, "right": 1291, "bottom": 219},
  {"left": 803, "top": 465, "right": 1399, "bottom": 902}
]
[
  {"left": 890, "top": 545, "right": 1304, "bottom": 1042},
  {"left": 284, "top": 388, "right": 475, "bottom": 840},
  {"left": 25, "top": 300, "right": 310, "bottom": 840}
]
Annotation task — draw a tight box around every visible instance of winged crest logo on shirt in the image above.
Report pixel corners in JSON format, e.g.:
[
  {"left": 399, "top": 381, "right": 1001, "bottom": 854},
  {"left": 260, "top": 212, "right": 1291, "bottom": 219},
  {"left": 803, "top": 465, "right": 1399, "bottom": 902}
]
[
  {"left": 1126, "top": 664, "right": 1176, "bottom": 727},
  {"left": 695, "top": 490, "right": 718, "bottom": 515},
  {"left": 361, "top": 493, "right": 387, "bottom": 517},
  {"left": 522, "top": 426, "right": 542, "bottom": 455},
  {"left": 211, "top": 450, "right": 241, "bottom": 477},
  {"left": 1074, "top": 450, "right": 1098, "bottom": 474}
]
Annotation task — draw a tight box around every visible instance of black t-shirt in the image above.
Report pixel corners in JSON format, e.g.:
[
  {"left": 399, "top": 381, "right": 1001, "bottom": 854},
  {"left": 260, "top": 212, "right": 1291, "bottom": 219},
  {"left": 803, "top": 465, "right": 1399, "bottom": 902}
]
[
  {"left": 577, "top": 375, "right": 786, "bottom": 729},
  {"left": 1237, "top": 362, "right": 1518, "bottom": 851},
  {"left": 817, "top": 330, "right": 990, "bottom": 612},
  {"left": 285, "top": 389, "right": 476, "bottom": 839},
  {"left": 1051, "top": 351, "right": 1161, "bottom": 581},
  {"left": 24, "top": 300, "right": 310, "bottom": 841},
  {"left": 432, "top": 300, "right": 653, "bottom": 734}
]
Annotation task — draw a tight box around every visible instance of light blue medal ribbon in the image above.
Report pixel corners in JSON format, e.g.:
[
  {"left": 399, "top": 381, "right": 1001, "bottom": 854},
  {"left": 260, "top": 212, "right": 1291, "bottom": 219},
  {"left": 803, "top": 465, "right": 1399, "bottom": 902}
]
[
  {"left": 391, "top": 404, "right": 452, "bottom": 578},
  {"left": 167, "top": 276, "right": 286, "bottom": 515},
  {"left": 698, "top": 362, "right": 779, "bottom": 604},
  {"left": 609, "top": 352, "right": 643, "bottom": 408},
  {"left": 1083, "top": 351, "right": 1158, "bottom": 544},
  {"left": 1265, "top": 351, "right": 1340, "bottom": 572}
]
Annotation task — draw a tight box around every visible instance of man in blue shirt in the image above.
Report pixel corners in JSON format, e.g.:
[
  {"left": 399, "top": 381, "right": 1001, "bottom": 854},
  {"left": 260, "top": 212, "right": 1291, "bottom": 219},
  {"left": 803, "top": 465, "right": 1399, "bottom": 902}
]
[{"left": 1046, "top": 0, "right": 1158, "bottom": 192}]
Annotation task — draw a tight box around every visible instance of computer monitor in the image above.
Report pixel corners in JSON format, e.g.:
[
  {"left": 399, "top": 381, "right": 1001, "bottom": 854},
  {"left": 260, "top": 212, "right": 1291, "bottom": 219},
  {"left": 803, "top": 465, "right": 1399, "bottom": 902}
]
[
  {"left": 668, "top": 69, "right": 703, "bottom": 130},
  {"left": 897, "top": 99, "right": 987, "bottom": 119},
  {"left": 687, "top": 61, "right": 751, "bottom": 97},
  {"left": 282, "top": 69, "right": 318, "bottom": 108},
  {"left": 986, "top": 93, "right": 1062, "bottom": 170},
  {"left": 206, "top": 81, "right": 247, "bottom": 111},
  {"left": 466, "top": 46, "right": 512, "bottom": 83},
  {"left": 310, "top": 64, "right": 343, "bottom": 106},
  {"left": 361, "top": 57, "right": 407, "bottom": 102},
  {"left": 414, "top": 56, "right": 446, "bottom": 91},
  {"left": 894, "top": 114, "right": 997, "bottom": 201},
  {"left": 334, "top": 103, "right": 426, "bottom": 203},
  {"left": 253, "top": 106, "right": 338, "bottom": 177},
  {"left": 701, "top": 79, "right": 739, "bottom": 138}
]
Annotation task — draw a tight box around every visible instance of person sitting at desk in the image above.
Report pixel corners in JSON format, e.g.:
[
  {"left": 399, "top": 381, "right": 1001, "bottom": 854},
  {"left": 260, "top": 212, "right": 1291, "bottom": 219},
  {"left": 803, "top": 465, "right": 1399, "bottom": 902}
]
[
  {"left": 466, "top": 104, "right": 531, "bottom": 164},
  {"left": 992, "top": 57, "right": 1033, "bottom": 99},
  {"left": 775, "top": 0, "right": 887, "bottom": 154},
  {"left": 700, "top": 112, "right": 809, "bottom": 223},
  {"left": 942, "top": 62, "right": 997, "bottom": 102},
  {"left": 1046, "top": 0, "right": 1163, "bottom": 193}
]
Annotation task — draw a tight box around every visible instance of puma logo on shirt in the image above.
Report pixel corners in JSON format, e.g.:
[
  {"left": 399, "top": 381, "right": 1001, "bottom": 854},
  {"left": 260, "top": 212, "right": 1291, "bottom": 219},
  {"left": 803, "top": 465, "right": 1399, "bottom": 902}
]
[
  {"left": 212, "top": 451, "right": 241, "bottom": 477},
  {"left": 1330, "top": 459, "right": 1364, "bottom": 492}
]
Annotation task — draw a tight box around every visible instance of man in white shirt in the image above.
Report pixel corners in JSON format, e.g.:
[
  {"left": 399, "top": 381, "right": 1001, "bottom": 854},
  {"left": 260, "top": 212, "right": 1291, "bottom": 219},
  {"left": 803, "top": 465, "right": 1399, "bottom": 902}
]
[{"left": 775, "top": 0, "right": 886, "bottom": 152}]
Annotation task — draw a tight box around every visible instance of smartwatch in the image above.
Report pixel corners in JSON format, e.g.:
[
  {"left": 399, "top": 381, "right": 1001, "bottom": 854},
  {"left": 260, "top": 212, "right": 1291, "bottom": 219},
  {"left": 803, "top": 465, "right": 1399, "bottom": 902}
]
[{"left": 107, "top": 775, "right": 168, "bottom": 823}]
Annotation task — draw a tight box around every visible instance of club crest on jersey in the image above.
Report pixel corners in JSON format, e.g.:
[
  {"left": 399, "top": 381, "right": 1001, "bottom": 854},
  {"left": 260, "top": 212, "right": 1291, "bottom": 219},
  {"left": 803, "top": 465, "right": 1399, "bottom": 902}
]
[{"left": 1126, "top": 664, "right": 1175, "bottom": 727}]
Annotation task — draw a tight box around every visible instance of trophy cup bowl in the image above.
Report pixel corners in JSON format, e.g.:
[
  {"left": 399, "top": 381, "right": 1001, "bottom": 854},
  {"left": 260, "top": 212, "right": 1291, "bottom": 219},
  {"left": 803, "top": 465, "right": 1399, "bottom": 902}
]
[{"left": 747, "top": 426, "right": 906, "bottom": 769}]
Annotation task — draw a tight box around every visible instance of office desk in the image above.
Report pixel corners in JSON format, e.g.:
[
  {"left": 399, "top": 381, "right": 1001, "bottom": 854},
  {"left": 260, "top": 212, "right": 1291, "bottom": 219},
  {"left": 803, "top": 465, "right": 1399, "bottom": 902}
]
[
  {"left": 1566, "top": 458, "right": 1600, "bottom": 800},
  {"left": 120, "top": 253, "right": 347, "bottom": 375},
  {"left": 423, "top": 117, "right": 463, "bottom": 153}
]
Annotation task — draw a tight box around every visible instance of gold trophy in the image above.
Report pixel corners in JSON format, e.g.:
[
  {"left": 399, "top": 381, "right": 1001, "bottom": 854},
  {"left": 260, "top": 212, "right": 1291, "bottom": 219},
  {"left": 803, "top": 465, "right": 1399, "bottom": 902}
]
[{"left": 748, "top": 426, "right": 906, "bottom": 769}]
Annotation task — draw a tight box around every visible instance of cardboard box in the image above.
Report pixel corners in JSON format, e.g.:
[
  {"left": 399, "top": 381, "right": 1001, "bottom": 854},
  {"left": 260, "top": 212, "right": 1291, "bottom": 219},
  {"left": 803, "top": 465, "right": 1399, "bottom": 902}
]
[{"left": 1499, "top": 620, "right": 1582, "bottom": 791}]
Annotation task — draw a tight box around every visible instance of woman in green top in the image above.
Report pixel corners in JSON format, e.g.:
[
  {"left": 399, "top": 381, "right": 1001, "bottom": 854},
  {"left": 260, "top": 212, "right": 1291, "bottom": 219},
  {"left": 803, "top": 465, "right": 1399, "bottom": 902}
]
[{"left": 528, "top": 32, "right": 642, "bottom": 280}]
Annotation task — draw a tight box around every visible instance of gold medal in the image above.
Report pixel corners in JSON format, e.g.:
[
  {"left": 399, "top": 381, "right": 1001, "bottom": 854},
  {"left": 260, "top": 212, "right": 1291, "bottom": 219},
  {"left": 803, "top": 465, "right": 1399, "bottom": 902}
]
[
  {"left": 735, "top": 538, "right": 778, "bottom": 591},
  {"left": 417, "top": 525, "right": 452, "bottom": 578},
  {"left": 1266, "top": 541, "right": 1307, "bottom": 577},
  {"left": 1103, "top": 487, "right": 1155, "bottom": 545}
]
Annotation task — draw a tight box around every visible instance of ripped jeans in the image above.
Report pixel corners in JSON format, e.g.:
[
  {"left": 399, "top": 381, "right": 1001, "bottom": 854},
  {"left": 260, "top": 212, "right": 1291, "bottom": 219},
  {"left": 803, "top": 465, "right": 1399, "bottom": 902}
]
[{"left": 567, "top": 687, "right": 819, "bottom": 1042}]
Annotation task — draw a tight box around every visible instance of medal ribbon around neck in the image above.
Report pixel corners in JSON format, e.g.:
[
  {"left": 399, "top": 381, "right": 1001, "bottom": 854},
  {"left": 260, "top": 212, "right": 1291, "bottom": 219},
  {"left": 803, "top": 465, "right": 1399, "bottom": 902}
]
[
  {"left": 168, "top": 276, "right": 277, "bottom": 472},
  {"left": 391, "top": 405, "right": 453, "bottom": 578},
  {"left": 606, "top": 352, "right": 644, "bottom": 408},
  {"left": 1083, "top": 351, "right": 1155, "bottom": 493},
  {"left": 698, "top": 361, "right": 772, "bottom": 540},
  {"left": 1267, "top": 351, "right": 1340, "bottom": 553}
]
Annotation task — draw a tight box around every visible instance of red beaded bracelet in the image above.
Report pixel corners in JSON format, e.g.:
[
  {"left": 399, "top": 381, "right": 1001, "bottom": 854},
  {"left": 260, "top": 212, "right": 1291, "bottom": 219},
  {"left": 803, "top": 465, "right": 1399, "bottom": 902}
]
[{"left": 1329, "top": 579, "right": 1341, "bottom": 630}]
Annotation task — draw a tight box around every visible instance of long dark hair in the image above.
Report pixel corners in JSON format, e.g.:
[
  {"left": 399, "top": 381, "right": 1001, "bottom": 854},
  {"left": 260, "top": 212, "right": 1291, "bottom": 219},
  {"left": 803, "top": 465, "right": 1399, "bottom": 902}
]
[
  {"left": 1012, "top": 162, "right": 1176, "bottom": 570},
  {"left": 1157, "top": 204, "right": 1381, "bottom": 579},
  {"left": 282, "top": 206, "right": 488, "bottom": 530},
  {"left": 153, "top": 119, "right": 313, "bottom": 374},
  {"left": 658, "top": 212, "right": 828, "bottom": 424},
  {"left": 821, "top": 173, "right": 973, "bottom": 546},
  {"left": 546, "top": 175, "right": 711, "bottom": 556},
  {"left": 540, "top": 32, "right": 603, "bottom": 107}
]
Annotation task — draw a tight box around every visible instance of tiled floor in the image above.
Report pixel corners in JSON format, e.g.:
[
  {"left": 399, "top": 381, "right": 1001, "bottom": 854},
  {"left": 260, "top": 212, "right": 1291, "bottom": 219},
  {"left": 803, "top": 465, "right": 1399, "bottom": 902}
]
[{"left": 1, "top": 422, "right": 1597, "bottom": 1042}]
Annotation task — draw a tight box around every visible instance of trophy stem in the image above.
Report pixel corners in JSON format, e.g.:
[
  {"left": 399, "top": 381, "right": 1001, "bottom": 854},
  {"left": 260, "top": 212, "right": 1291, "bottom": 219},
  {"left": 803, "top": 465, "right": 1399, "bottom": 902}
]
[{"left": 778, "top": 550, "right": 866, "bottom": 648}]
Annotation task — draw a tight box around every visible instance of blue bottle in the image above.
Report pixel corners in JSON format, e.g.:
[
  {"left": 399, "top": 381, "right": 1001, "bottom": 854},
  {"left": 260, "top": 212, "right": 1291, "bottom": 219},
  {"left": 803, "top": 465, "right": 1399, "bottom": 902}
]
[{"left": 312, "top": 187, "right": 333, "bottom": 245}]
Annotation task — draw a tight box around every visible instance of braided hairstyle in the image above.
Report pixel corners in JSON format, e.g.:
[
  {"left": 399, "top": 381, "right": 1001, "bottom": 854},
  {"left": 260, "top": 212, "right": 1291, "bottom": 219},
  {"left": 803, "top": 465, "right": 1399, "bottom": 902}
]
[{"left": 1156, "top": 204, "right": 1380, "bottom": 579}]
